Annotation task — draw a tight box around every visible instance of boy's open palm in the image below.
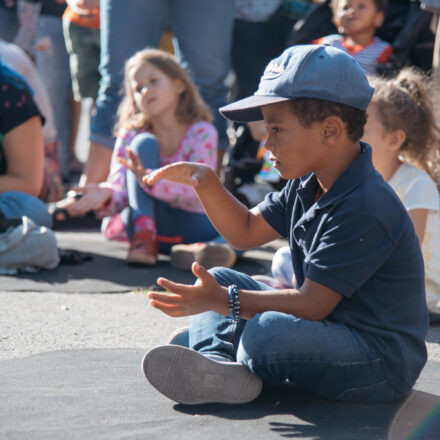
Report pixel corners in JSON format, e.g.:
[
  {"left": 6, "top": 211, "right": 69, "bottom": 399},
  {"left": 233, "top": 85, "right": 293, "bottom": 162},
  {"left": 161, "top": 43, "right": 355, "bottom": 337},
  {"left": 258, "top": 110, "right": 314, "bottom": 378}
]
[
  {"left": 143, "top": 162, "right": 211, "bottom": 188},
  {"left": 147, "top": 262, "right": 226, "bottom": 317}
]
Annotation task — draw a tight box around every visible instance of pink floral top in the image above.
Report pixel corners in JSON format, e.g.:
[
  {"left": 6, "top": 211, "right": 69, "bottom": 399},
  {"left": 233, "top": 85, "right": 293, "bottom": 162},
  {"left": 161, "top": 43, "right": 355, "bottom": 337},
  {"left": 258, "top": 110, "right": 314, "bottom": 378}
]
[{"left": 98, "top": 120, "right": 217, "bottom": 216}]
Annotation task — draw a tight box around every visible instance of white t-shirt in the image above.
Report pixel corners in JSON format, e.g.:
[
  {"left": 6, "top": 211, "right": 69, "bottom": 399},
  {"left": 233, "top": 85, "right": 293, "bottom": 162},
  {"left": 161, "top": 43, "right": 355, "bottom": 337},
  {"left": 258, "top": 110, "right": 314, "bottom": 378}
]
[{"left": 389, "top": 162, "right": 440, "bottom": 313}]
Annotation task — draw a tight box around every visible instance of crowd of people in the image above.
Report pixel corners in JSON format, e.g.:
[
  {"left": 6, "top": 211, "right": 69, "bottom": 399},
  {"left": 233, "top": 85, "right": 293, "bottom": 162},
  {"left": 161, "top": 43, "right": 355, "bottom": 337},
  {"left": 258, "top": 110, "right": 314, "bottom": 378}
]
[{"left": 1, "top": 0, "right": 440, "bottom": 406}]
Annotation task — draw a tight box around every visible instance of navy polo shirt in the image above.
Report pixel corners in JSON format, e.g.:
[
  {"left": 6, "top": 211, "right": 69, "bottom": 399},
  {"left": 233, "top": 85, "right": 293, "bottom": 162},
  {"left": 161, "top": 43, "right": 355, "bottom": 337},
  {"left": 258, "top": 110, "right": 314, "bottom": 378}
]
[{"left": 258, "top": 143, "right": 428, "bottom": 394}]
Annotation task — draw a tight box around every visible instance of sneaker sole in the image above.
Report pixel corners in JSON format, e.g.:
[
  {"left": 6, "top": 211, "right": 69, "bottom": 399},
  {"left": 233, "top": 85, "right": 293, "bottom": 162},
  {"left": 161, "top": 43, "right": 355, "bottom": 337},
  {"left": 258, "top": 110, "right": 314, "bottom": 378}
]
[
  {"left": 142, "top": 345, "right": 262, "bottom": 405},
  {"left": 170, "top": 244, "right": 236, "bottom": 271},
  {"left": 126, "top": 255, "right": 157, "bottom": 266}
]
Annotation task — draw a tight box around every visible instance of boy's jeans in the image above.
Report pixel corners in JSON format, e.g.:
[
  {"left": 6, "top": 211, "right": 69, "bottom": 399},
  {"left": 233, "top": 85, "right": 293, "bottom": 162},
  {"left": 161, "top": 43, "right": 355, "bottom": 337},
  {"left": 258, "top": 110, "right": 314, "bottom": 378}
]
[{"left": 189, "top": 267, "right": 404, "bottom": 402}]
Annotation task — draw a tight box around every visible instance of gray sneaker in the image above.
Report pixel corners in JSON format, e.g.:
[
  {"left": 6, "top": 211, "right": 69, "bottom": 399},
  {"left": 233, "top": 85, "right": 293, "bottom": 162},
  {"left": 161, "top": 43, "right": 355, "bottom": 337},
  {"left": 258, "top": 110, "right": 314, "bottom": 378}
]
[{"left": 142, "top": 345, "right": 263, "bottom": 405}]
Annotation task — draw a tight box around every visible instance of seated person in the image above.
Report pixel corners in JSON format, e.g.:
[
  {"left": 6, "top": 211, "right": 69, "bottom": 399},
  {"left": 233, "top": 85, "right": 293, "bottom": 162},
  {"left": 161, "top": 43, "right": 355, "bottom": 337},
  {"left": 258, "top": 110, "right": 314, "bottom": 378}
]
[
  {"left": 314, "top": 0, "right": 392, "bottom": 75},
  {"left": 0, "top": 61, "right": 51, "bottom": 227},
  {"left": 0, "top": 38, "right": 64, "bottom": 202},
  {"left": 272, "top": 67, "right": 440, "bottom": 321},
  {"left": 139, "top": 45, "right": 428, "bottom": 406},
  {"left": 53, "top": 49, "right": 235, "bottom": 269}
]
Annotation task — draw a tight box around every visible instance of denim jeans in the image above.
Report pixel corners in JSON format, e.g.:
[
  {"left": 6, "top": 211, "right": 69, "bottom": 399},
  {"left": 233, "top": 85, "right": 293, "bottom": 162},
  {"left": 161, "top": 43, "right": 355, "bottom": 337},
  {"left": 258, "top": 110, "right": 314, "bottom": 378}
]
[
  {"left": 91, "top": 0, "right": 234, "bottom": 151},
  {"left": 189, "top": 267, "right": 403, "bottom": 402},
  {"left": 36, "top": 15, "right": 73, "bottom": 177},
  {"left": 0, "top": 7, "right": 18, "bottom": 42},
  {"left": 0, "top": 192, "right": 51, "bottom": 227},
  {"left": 125, "top": 133, "right": 219, "bottom": 253}
]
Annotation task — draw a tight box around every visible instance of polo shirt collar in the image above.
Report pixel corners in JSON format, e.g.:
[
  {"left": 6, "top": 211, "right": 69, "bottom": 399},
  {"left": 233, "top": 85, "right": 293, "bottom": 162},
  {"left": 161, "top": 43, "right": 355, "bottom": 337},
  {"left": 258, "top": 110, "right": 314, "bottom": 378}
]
[{"left": 298, "top": 142, "right": 374, "bottom": 211}]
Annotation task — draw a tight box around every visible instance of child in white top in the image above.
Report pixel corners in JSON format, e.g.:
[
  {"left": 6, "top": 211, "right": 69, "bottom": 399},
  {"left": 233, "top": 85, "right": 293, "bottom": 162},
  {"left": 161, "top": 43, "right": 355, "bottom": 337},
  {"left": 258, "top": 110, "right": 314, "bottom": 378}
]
[
  {"left": 364, "top": 68, "right": 440, "bottom": 317},
  {"left": 273, "top": 67, "right": 440, "bottom": 319},
  {"left": 314, "top": 0, "right": 392, "bottom": 75}
]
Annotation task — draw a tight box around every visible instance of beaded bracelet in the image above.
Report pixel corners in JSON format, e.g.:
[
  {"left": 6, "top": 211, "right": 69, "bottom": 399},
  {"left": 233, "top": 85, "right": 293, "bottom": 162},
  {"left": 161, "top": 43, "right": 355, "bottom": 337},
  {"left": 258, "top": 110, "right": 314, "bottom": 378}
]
[{"left": 228, "top": 284, "right": 240, "bottom": 321}]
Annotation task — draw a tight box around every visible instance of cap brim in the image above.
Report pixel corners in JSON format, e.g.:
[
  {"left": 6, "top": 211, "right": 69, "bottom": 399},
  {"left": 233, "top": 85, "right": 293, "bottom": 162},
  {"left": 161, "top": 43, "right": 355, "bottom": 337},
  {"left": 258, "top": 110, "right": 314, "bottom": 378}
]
[{"left": 219, "top": 95, "right": 291, "bottom": 122}]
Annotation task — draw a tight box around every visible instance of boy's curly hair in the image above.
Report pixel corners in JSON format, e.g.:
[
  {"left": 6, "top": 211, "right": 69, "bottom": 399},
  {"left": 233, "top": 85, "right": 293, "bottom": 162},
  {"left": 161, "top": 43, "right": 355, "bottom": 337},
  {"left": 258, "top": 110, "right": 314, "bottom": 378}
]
[{"left": 289, "top": 98, "right": 367, "bottom": 142}]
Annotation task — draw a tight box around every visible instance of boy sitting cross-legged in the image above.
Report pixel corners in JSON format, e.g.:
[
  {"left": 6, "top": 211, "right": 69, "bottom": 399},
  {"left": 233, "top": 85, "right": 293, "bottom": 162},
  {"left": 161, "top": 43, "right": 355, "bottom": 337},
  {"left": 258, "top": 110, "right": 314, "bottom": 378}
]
[{"left": 141, "top": 45, "right": 428, "bottom": 405}]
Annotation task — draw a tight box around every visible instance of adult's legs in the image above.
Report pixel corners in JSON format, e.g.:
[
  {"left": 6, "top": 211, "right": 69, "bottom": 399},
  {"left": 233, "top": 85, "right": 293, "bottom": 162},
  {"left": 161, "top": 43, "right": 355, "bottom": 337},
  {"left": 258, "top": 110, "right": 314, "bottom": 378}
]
[
  {"left": 171, "top": 0, "right": 235, "bottom": 170},
  {"left": 0, "top": 192, "right": 51, "bottom": 227},
  {"left": 36, "top": 15, "right": 73, "bottom": 179},
  {"left": 190, "top": 267, "right": 402, "bottom": 402},
  {"left": 0, "top": 7, "right": 18, "bottom": 41},
  {"left": 85, "top": 0, "right": 168, "bottom": 185}
]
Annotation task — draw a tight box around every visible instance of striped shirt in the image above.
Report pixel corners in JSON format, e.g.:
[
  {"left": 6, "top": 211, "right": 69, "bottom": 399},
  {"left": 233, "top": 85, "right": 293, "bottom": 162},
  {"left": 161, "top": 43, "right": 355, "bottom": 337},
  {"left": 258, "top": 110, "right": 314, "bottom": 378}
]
[{"left": 314, "top": 34, "right": 393, "bottom": 76}]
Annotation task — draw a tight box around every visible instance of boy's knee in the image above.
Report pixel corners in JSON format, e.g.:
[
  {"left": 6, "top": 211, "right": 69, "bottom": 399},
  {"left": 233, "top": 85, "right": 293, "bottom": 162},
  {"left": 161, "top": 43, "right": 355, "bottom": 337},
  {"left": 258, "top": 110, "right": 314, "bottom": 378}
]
[
  {"left": 208, "top": 267, "right": 240, "bottom": 286},
  {"left": 237, "top": 312, "right": 298, "bottom": 367},
  {"left": 236, "top": 313, "right": 273, "bottom": 366}
]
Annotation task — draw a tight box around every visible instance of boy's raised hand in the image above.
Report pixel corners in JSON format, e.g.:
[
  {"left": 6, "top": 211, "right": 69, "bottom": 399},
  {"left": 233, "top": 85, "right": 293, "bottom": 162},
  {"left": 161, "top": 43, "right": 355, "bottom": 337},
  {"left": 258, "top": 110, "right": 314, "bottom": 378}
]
[
  {"left": 143, "top": 162, "right": 211, "bottom": 188},
  {"left": 147, "top": 262, "right": 227, "bottom": 317}
]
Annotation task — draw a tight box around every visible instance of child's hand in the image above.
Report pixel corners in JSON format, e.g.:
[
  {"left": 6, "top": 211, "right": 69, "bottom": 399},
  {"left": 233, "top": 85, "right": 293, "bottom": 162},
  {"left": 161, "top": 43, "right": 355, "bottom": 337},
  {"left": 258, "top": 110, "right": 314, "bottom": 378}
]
[
  {"left": 68, "top": 184, "right": 111, "bottom": 215},
  {"left": 118, "top": 149, "right": 147, "bottom": 185},
  {"left": 143, "top": 162, "right": 211, "bottom": 188},
  {"left": 147, "top": 262, "right": 227, "bottom": 317}
]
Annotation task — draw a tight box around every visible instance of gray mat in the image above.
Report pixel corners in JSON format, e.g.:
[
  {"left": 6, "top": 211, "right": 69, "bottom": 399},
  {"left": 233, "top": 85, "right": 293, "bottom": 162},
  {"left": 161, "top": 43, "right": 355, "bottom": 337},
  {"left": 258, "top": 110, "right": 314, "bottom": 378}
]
[
  {"left": 0, "top": 232, "right": 277, "bottom": 293},
  {"left": 1, "top": 348, "right": 439, "bottom": 440}
]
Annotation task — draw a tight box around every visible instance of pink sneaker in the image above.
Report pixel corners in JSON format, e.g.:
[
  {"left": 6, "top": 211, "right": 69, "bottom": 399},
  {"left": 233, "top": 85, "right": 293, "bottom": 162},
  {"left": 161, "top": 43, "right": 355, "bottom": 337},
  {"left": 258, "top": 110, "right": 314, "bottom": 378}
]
[
  {"left": 103, "top": 213, "right": 129, "bottom": 242},
  {"left": 126, "top": 230, "right": 158, "bottom": 266}
]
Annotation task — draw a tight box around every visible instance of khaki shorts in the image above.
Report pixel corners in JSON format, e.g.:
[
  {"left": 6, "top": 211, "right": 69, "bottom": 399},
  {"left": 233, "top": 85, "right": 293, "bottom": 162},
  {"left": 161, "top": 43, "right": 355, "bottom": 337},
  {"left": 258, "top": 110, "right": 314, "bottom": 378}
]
[{"left": 62, "top": 20, "right": 100, "bottom": 101}]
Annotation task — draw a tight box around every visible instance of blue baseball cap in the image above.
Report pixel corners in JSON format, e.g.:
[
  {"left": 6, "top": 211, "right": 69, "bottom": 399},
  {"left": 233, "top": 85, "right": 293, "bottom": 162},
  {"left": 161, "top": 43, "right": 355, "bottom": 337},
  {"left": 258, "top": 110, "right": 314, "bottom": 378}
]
[{"left": 220, "top": 44, "right": 374, "bottom": 122}]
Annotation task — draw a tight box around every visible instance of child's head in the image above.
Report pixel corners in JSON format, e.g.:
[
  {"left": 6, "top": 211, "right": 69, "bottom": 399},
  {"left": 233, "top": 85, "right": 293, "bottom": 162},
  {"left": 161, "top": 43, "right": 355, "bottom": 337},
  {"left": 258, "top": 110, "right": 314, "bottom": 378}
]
[
  {"left": 331, "top": 0, "right": 386, "bottom": 38},
  {"left": 363, "top": 68, "right": 440, "bottom": 183},
  {"left": 115, "top": 48, "right": 211, "bottom": 133},
  {"left": 220, "top": 45, "right": 372, "bottom": 179}
]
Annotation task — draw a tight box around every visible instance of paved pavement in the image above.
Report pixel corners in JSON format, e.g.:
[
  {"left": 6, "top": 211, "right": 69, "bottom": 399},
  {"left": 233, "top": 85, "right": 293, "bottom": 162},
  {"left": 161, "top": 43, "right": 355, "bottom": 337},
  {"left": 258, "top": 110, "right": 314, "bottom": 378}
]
[
  {"left": 1, "top": 290, "right": 440, "bottom": 362},
  {"left": 1, "top": 231, "right": 440, "bottom": 440}
]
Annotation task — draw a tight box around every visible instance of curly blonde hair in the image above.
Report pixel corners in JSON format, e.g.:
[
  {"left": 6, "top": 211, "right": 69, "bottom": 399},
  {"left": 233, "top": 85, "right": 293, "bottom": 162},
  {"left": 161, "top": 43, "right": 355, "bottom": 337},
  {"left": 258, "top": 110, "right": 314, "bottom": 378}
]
[
  {"left": 114, "top": 48, "right": 212, "bottom": 135},
  {"left": 369, "top": 68, "right": 440, "bottom": 186}
]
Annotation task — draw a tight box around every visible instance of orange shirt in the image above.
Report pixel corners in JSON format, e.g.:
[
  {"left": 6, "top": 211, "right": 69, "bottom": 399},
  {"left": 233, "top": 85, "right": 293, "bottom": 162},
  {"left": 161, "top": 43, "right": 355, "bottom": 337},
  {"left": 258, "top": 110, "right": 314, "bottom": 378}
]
[{"left": 63, "top": 6, "right": 100, "bottom": 28}]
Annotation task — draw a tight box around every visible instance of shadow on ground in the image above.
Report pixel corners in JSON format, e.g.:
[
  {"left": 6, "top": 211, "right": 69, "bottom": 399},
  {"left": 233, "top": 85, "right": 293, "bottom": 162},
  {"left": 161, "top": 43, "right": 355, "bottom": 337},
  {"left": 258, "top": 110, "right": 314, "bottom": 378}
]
[
  {"left": 1, "top": 348, "right": 439, "bottom": 440},
  {"left": 0, "top": 231, "right": 272, "bottom": 293}
]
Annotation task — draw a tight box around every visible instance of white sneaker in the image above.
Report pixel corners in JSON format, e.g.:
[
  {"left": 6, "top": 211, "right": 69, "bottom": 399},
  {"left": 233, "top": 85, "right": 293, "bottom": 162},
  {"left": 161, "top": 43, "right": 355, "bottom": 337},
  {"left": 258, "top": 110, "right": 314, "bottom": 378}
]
[
  {"left": 170, "top": 242, "right": 236, "bottom": 271},
  {"left": 142, "top": 345, "right": 263, "bottom": 405}
]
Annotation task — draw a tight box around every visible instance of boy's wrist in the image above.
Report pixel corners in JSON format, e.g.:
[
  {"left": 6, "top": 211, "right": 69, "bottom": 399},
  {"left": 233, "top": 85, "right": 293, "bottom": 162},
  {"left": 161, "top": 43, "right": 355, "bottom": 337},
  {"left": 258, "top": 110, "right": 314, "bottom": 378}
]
[{"left": 195, "top": 165, "right": 217, "bottom": 191}]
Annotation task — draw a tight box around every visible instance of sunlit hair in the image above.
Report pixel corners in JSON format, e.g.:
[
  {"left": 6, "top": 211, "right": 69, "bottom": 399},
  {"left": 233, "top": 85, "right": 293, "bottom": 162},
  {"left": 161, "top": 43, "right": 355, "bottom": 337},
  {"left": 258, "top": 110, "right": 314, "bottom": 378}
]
[
  {"left": 331, "top": 0, "right": 388, "bottom": 20},
  {"left": 369, "top": 68, "right": 440, "bottom": 186},
  {"left": 114, "top": 48, "right": 212, "bottom": 135}
]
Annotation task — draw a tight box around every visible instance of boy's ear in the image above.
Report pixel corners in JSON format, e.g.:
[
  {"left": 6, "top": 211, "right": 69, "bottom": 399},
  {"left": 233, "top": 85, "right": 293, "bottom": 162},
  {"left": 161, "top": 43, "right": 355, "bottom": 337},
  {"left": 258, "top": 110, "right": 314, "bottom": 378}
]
[
  {"left": 321, "top": 116, "right": 343, "bottom": 145},
  {"left": 387, "top": 129, "right": 406, "bottom": 151}
]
